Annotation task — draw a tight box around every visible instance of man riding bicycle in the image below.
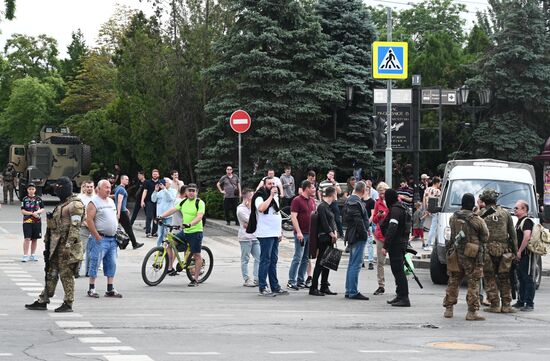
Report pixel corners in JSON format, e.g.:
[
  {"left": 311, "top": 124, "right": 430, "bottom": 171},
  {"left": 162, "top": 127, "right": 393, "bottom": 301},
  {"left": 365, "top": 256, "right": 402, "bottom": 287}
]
[{"left": 158, "top": 183, "right": 205, "bottom": 287}]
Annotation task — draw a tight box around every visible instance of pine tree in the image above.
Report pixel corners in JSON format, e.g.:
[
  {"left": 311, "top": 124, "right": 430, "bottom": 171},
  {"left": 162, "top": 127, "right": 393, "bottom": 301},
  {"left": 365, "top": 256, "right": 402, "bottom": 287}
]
[
  {"left": 198, "top": 0, "right": 340, "bottom": 184},
  {"left": 60, "top": 29, "right": 88, "bottom": 82},
  {"left": 469, "top": 0, "right": 549, "bottom": 162},
  {"left": 315, "top": 0, "right": 378, "bottom": 177}
]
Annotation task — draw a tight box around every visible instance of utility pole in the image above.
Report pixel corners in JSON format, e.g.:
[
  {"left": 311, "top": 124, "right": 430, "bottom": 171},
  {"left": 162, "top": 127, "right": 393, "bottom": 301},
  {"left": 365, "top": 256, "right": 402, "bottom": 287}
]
[{"left": 385, "top": 7, "right": 393, "bottom": 187}]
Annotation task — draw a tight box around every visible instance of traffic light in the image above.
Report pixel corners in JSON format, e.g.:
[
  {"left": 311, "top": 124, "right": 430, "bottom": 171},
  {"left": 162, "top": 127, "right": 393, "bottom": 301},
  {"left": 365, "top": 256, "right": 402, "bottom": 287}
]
[{"left": 371, "top": 115, "right": 386, "bottom": 150}]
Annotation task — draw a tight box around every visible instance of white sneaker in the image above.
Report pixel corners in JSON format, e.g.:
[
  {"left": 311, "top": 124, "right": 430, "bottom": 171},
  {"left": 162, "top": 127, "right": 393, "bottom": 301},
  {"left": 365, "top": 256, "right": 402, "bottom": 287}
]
[
  {"left": 21, "top": 255, "right": 29, "bottom": 262},
  {"left": 29, "top": 254, "right": 39, "bottom": 262},
  {"left": 243, "top": 279, "right": 256, "bottom": 287}
]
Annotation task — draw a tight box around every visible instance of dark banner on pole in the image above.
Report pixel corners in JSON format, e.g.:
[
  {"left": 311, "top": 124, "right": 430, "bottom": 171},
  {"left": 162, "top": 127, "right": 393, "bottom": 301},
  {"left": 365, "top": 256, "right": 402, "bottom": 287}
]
[{"left": 374, "top": 104, "right": 412, "bottom": 151}]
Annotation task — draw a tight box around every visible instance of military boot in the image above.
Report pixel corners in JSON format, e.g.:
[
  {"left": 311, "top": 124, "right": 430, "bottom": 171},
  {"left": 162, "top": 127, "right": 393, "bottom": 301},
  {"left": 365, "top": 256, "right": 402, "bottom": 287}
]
[
  {"left": 501, "top": 304, "right": 517, "bottom": 314},
  {"left": 444, "top": 306, "right": 453, "bottom": 318},
  {"left": 54, "top": 302, "right": 73, "bottom": 313},
  {"left": 25, "top": 300, "right": 47, "bottom": 311},
  {"left": 484, "top": 303, "right": 501, "bottom": 313},
  {"left": 465, "top": 311, "right": 485, "bottom": 321}
]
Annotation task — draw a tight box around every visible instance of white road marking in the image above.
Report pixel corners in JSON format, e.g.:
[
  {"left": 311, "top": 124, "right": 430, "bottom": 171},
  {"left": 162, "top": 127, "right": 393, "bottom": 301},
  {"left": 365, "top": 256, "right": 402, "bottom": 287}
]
[
  {"left": 0, "top": 353, "right": 14, "bottom": 357},
  {"left": 78, "top": 337, "right": 121, "bottom": 344},
  {"left": 65, "top": 329, "right": 104, "bottom": 335},
  {"left": 21, "top": 287, "right": 44, "bottom": 291},
  {"left": 4, "top": 271, "right": 27, "bottom": 274},
  {"left": 0, "top": 226, "right": 9, "bottom": 234},
  {"left": 10, "top": 276, "right": 34, "bottom": 280},
  {"left": 49, "top": 313, "right": 83, "bottom": 318},
  {"left": 268, "top": 351, "right": 316, "bottom": 354},
  {"left": 359, "top": 350, "right": 421, "bottom": 353},
  {"left": 104, "top": 356, "right": 155, "bottom": 361},
  {"left": 16, "top": 282, "right": 43, "bottom": 286},
  {"left": 91, "top": 346, "right": 135, "bottom": 351},
  {"left": 121, "top": 314, "right": 162, "bottom": 317},
  {"left": 26, "top": 293, "right": 40, "bottom": 297},
  {"left": 0, "top": 314, "right": 8, "bottom": 316},
  {"left": 168, "top": 352, "right": 220, "bottom": 355},
  {"left": 56, "top": 321, "right": 93, "bottom": 328},
  {"left": 66, "top": 353, "right": 119, "bottom": 356}
]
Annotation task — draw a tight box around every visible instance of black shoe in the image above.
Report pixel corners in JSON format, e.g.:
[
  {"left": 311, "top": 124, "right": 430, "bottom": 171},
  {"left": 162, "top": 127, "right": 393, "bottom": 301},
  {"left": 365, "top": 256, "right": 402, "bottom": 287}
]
[
  {"left": 55, "top": 302, "right": 73, "bottom": 313},
  {"left": 297, "top": 283, "right": 307, "bottom": 289},
  {"left": 235, "top": 222, "right": 240, "bottom": 226},
  {"left": 374, "top": 287, "right": 385, "bottom": 295},
  {"left": 391, "top": 298, "right": 411, "bottom": 307},
  {"left": 320, "top": 287, "right": 338, "bottom": 296},
  {"left": 188, "top": 280, "right": 199, "bottom": 287},
  {"left": 309, "top": 289, "right": 325, "bottom": 296},
  {"left": 168, "top": 269, "right": 178, "bottom": 276},
  {"left": 349, "top": 292, "right": 369, "bottom": 300},
  {"left": 133, "top": 242, "right": 144, "bottom": 249},
  {"left": 152, "top": 233, "right": 158, "bottom": 237},
  {"left": 362, "top": 262, "right": 365, "bottom": 268},
  {"left": 25, "top": 300, "right": 47, "bottom": 310},
  {"left": 520, "top": 305, "right": 534, "bottom": 312},
  {"left": 305, "top": 276, "right": 312, "bottom": 288},
  {"left": 368, "top": 263, "right": 374, "bottom": 270},
  {"left": 226, "top": 221, "right": 230, "bottom": 226},
  {"left": 345, "top": 246, "right": 350, "bottom": 253},
  {"left": 512, "top": 302, "right": 524, "bottom": 309},
  {"left": 387, "top": 297, "right": 399, "bottom": 304}
]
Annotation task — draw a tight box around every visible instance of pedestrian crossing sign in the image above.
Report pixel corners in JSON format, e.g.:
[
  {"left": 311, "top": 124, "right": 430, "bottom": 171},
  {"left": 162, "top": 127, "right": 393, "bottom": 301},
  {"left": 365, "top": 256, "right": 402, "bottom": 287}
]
[{"left": 372, "top": 41, "right": 408, "bottom": 79}]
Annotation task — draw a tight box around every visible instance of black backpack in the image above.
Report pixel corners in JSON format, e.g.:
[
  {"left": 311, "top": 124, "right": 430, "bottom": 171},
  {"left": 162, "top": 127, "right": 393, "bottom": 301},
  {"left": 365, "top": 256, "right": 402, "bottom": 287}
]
[
  {"left": 381, "top": 203, "right": 412, "bottom": 237},
  {"left": 179, "top": 198, "right": 206, "bottom": 226}
]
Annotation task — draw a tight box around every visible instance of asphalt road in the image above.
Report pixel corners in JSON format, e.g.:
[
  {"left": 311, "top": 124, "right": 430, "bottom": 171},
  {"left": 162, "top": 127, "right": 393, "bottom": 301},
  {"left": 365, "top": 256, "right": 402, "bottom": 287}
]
[{"left": 1, "top": 201, "right": 550, "bottom": 361}]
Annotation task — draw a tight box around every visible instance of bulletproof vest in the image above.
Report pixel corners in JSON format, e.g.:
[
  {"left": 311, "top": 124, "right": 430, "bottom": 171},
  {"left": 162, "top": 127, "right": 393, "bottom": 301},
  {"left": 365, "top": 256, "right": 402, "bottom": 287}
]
[
  {"left": 483, "top": 206, "right": 509, "bottom": 244},
  {"left": 2, "top": 168, "right": 14, "bottom": 181},
  {"left": 450, "top": 210, "right": 478, "bottom": 250}
]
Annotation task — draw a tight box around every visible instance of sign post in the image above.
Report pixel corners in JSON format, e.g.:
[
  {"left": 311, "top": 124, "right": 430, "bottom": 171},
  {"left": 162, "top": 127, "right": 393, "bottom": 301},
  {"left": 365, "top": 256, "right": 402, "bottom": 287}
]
[
  {"left": 372, "top": 9, "right": 408, "bottom": 187},
  {"left": 229, "top": 110, "right": 251, "bottom": 183}
]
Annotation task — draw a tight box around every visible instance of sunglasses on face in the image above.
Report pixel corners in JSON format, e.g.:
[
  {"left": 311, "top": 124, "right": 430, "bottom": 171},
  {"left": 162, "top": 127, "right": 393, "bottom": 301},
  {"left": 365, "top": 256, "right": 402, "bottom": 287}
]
[{"left": 187, "top": 189, "right": 197, "bottom": 192}]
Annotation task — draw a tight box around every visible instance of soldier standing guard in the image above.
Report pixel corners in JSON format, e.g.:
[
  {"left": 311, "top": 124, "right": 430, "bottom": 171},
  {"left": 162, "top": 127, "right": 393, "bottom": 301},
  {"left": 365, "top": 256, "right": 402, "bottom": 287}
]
[
  {"left": 2, "top": 162, "right": 17, "bottom": 204},
  {"left": 443, "top": 193, "right": 489, "bottom": 320},
  {"left": 25, "top": 177, "right": 85, "bottom": 313},
  {"left": 480, "top": 188, "right": 518, "bottom": 314}
]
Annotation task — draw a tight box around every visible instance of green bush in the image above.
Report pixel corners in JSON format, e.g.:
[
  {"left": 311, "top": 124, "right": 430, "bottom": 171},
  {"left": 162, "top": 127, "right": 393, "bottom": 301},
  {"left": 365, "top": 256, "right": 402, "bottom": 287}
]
[{"left": 201, "top": 187, "right": 225, "bottom": 219}]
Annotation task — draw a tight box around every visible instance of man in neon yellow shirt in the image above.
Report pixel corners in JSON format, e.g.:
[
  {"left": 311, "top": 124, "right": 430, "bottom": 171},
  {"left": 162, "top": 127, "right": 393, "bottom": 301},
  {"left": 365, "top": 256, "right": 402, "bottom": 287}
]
[{"left": 159, "top": 184, "right": 205, "bottom": 287}]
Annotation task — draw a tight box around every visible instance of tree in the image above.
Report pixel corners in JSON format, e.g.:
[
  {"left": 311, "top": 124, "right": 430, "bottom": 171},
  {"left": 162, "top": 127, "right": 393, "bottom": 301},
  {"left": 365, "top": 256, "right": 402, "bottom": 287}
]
[
  {"left": 315, "top": 0, "right": 378, "bottom": 176},
  {"left": 3, "top": 34, "right": 60, "bottom": 79},
  {"left": 1, "top": 0, "right": 15, "bottom": 21},
  {"left": 0, "top": 76, "right": 57, "bottom": 144},
  {"left": 198, "top": 0, "right": 340, "bottom": 184},
  {"left": 60, "top": 29, "right": 88, "bottom": 82},
  {"left": 468, "top": 0, "right": 549, "bottom": 161}
]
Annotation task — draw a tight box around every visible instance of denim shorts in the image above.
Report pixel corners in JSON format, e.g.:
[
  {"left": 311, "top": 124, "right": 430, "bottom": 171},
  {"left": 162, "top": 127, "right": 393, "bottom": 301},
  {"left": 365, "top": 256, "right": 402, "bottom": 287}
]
[
  {"left": 174, "top": 231, "right": 203, "bottom": 254},
  {"left": 88, "top": 236, "right": 118, "bottom": 278}
]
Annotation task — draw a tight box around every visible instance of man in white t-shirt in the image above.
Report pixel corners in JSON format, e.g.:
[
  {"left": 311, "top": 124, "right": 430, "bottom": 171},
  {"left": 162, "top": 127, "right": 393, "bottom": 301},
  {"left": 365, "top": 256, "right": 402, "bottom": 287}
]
[
  {"left": 77, "top": 180, "right": 95, "bottom": 277},
  {"left": 250, "top": 177, "right": 288, "bottom": 297},
  {"left": 256, "top": 169, "right": 283, "bottom": 196}
]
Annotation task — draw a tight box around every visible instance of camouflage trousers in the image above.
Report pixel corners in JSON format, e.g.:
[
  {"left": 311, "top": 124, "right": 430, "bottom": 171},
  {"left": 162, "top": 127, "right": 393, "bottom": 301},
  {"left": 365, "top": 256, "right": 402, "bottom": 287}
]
[
  {"left": 443, "top": 256, "right": 482, "bottom": 311},
  {"left": 39, "top": 248, "right": 77, "bottom": 306},
  {"left": 2, "top": 181, "right": 14, "bottom": 203},
  {"left": 484, "top": 255, "right": 512, "bottom": 307}
]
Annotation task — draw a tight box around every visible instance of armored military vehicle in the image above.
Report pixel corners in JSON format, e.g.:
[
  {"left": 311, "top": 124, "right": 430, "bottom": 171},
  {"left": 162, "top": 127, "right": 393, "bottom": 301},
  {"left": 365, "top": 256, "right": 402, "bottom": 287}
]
[{"left": 8, "top": 125, "right": 91, "bottom": 199}]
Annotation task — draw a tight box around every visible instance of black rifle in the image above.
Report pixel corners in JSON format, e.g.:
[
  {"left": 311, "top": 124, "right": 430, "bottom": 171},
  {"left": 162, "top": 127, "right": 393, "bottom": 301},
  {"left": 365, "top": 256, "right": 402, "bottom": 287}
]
[
  {"left": 405, "top": 248, "right": 423, "bottom": 289},
  {"left": 510, "top": 260, "right": 518, "bottom": 300},
  {"left": 43, "top": 211, "right": 53, "bottom": 298}
]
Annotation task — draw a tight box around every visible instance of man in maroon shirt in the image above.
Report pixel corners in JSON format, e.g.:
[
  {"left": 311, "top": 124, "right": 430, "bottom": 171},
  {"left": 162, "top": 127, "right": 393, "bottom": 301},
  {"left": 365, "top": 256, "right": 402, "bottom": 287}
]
[{"left": 287, "top": 180, "right": 317, "bottom": 290}]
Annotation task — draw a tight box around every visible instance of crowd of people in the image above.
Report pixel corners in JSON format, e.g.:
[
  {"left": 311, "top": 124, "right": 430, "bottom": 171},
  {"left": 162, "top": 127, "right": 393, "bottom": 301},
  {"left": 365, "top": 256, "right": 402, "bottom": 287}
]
[{"left": 7, "top": 164, "right": 538, "bottom": 319}]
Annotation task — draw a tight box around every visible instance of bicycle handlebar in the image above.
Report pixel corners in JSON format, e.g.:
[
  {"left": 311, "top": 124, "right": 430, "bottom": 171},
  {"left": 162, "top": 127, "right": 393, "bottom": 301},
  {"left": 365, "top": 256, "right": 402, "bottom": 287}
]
[{"left": 155, "top": 217, "right": 181, "bottom": 231}]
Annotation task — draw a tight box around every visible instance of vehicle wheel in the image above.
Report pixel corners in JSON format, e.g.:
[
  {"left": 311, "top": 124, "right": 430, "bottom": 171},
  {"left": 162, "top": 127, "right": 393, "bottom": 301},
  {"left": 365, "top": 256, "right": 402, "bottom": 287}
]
[
  {"left": 430, "top": 247, "right": 448, "bottom": 285},
  {"left": 81, "top": 145, "right": 92, "bottom": 175},
  {"left": 49, "top": 135, "right": 81, "bottom": 144},
  {"left": 535, "top": 254, "right": 542, "bottom": 290},
  {"left": 186, "top": 246, "right": 213, "bottom": 283},
  {"left": 280, "top": 206, "right": 293, "bottom": 232},
  {"left": 141, "top": 246, "right": 168, "bottom": 286}
]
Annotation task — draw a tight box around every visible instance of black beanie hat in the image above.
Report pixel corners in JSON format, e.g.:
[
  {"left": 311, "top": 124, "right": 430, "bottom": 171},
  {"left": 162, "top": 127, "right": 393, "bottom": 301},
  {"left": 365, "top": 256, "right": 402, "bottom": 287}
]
[
  {"left": 385, "top": 188, "right": 398, "bottom": 207},
  {"left": 461, "top": 193, "right": 475, "bottom": 210}
]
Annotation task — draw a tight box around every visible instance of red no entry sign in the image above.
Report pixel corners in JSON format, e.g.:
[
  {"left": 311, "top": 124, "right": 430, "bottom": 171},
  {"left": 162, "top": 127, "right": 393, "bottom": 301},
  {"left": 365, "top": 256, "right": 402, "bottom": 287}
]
[{"left": 229, "top": 110, "right": 251, "bottom": 134}]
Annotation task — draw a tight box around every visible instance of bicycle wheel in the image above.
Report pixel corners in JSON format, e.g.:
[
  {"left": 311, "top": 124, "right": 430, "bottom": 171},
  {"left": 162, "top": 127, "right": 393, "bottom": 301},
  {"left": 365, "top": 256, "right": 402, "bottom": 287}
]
[
  {"left": 141, "top": 246, "right": 169, "bottom": 286},
  {"left": 280, "top": 206, "right": 294, "bottom": 232},
  {"left": 186, "top": 246, "right": 214, "bottom": 283}
]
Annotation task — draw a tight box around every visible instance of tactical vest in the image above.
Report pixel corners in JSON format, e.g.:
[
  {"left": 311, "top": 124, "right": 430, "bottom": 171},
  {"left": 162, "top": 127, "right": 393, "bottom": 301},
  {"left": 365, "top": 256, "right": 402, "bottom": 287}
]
[
  {"left": 483, "top": 206, "right": 510, "bottom": 257},
  {"left": 450, "top": 211, "right": 479, "bottom": 251},
  {"left": 2, "top": 169, "right": 15, "bottom": 182}
]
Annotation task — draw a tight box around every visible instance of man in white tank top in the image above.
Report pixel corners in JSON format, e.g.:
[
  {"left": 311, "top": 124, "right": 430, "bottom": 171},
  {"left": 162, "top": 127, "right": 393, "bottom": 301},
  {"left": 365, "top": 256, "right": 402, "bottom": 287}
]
[{"left": 86, "top": 180, "right": 123, "bottom": 298}]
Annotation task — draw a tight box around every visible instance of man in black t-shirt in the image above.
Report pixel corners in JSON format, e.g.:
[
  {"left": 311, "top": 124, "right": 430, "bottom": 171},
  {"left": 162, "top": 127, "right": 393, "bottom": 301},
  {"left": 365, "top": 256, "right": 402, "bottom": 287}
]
[
  {"left": 130, "top": 171, "right": 146, "bottom": 225},
  {"left": 140, "top": 169, "right": 160, "bottom": 237},
  {"left": 21, "top": 184, "right": 45, "bottom": 262},
  {"left": 513, "top": 200, "right": 536, "bottom": 311}
]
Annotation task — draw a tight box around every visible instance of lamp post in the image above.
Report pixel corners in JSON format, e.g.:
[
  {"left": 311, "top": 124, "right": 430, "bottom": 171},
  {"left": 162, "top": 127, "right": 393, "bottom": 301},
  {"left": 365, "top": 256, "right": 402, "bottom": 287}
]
[
  {"left": 333, "top": 84, "right": 354, "bottom": 139},
  {"left": 456, "top": 85, "right": 491, "bottom": 125}
]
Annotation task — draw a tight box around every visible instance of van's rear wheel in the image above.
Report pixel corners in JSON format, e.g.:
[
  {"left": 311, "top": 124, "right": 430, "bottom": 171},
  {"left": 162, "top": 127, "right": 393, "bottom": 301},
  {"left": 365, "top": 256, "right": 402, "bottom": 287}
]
[{"left": 430, "top": 247, "right": 448, "bottom": 285}]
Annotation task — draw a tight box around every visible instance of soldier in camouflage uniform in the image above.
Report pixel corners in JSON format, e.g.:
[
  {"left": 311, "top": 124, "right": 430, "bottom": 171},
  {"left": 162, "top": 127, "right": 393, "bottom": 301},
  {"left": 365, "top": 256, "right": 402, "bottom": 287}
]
[
  {"left": 25, "top": 177, "right": 85, "bottom": 313},
  {"left": 2, "top": 163, "right": 17, "bottom": 204},
  {"left": 443, "top": 193, "right": 489, "bottom": 321},
  {"left": 480, "top": 188, "right": 518, "bottom": 314}
]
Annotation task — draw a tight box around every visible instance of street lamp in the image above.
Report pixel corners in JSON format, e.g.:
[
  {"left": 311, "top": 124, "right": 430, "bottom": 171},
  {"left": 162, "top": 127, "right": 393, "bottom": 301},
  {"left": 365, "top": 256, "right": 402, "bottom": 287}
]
[
  {"left": 456, "top": 84, "right": 491, "bottom": 126},
  {"left": 333, "top": 84, "right": 355, "bottom": 139}
]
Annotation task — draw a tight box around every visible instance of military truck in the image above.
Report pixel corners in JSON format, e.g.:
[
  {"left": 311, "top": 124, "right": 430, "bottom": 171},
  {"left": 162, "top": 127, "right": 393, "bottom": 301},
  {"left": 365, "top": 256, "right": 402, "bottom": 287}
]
[{"left": 8, "top": 125, "right": 91, "bottom": 199}]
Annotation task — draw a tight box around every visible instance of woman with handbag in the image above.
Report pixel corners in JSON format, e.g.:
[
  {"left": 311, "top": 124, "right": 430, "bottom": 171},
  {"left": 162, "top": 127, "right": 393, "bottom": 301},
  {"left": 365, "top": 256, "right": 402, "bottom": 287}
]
[{"left": 309, "top": 186, "right": 338, "bottom": 296}]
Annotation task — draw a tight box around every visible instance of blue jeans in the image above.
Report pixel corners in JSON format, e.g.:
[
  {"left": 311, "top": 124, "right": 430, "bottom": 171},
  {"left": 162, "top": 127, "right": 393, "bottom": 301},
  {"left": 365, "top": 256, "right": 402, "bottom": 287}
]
[
  {"left": 427, "top": 215, "right": 438, "bottom": 247},
  {"left": 156, "top": 217, "right": 172, "bottom": 246},
  {"left": 345, "top": 239, "right": 367, "bottom": 297},
  {"left": 518, "top": 253, "right": 536, "bottom": 307},
  {"left": 366, "top": 225, "right": 375, "bottom": 262},
  {"left": 240, "top": 240, "right": 260, "bottom": 281},
  {"left": 258, "top": 237, "right": 281, "bottom": 292},
  {"left": 88, "top": 236, "right": 118, "bottom": 278},
  {"left": 288, "top": 234, "right": 310, "bottom": 285}
]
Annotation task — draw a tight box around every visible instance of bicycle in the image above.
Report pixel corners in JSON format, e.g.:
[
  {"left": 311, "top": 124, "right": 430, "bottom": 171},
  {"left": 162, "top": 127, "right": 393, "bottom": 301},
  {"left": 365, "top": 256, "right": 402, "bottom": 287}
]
[
  {"left": 279, "top": 206, "right": 294, "bottom": 232},
  {"left": 141, "top": 219, "right": 214, "bottom": 286}
]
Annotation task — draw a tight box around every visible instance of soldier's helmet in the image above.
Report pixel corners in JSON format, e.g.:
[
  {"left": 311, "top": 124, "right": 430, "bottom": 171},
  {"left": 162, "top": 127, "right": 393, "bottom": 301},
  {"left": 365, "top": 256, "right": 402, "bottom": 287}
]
[{"left": 479, "top": 188, "right": 499, "bottom": 203}]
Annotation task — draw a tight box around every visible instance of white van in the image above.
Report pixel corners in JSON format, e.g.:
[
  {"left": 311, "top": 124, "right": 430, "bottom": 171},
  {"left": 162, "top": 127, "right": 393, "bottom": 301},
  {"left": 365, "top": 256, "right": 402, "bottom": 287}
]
[{"left": 429, "top": 159, "right": 542, "bottom": 287}]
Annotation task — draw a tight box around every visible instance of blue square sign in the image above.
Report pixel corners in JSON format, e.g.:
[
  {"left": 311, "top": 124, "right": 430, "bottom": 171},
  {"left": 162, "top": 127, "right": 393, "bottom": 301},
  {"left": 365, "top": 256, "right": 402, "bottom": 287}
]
[{"left": 372, "top": 41, "right": 408, "bottom": 79}]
